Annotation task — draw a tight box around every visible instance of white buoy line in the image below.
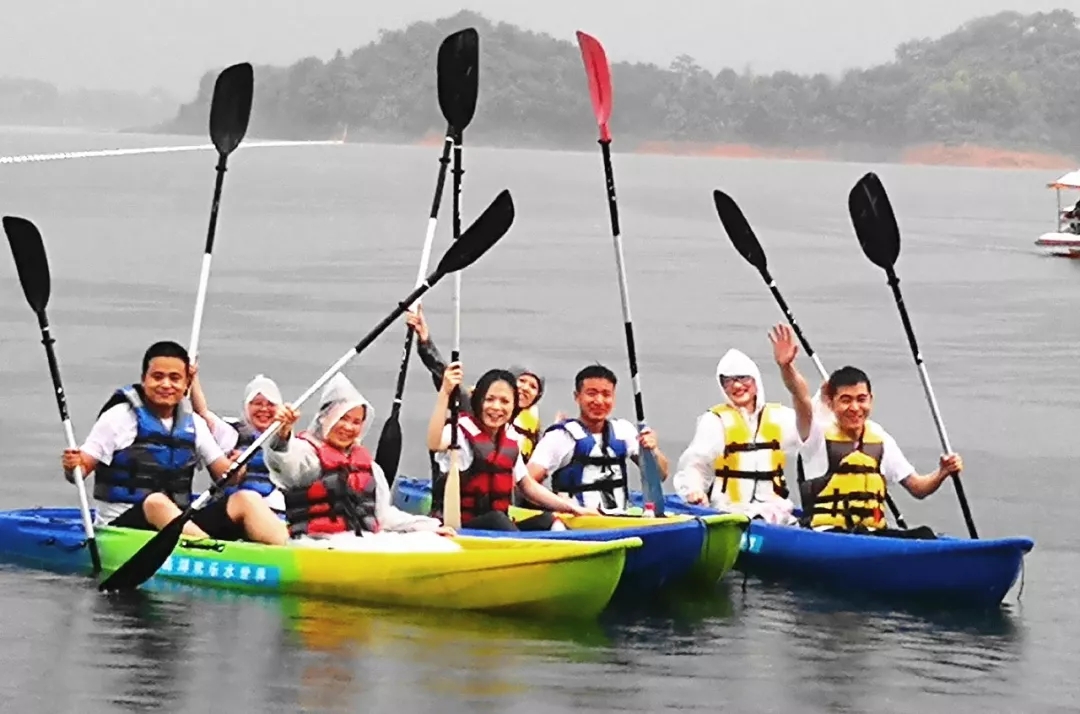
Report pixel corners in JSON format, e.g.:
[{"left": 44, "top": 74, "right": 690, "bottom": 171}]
[{"left": 0, "top": 139, "right": 345, "bottom": 165}]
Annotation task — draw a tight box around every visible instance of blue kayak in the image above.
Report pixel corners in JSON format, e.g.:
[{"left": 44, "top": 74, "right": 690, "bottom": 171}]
[
  {"left": 393, "top": 477, "right": 1034, "bottom": 608},
  {"left": 621, "top": 491, "right": 1034, "bottom": 608},
  {"left": 390, "top": 477, "right": 736, "bottom": 599}
]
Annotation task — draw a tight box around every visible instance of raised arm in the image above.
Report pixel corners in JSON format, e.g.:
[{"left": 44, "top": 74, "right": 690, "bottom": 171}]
[{"left": 770, "top": 324, "right": 813, "bottom": 442}]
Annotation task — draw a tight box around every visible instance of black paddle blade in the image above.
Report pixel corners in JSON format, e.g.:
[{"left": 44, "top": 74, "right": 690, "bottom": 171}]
[
  {"left": 209, "top": 62, "right": 254, "bottom": 156},
  {"left": 3, "top": 216, "right": 51, "bottom": 314},
  {"left": 374, "top": 414, "right": 403, "bottom": 485},
  {"left": 848, "top": 172, "right": 901, "bottom": 270},
  {"left": 97, "top": 512, "right": 187, "bottom": 592},
  {"left": 434, "top": 189, "right": 514, "bottom": 276},
  {"left": 437, "top": 28, "right": 479, "bottom": 132},
  {"left": 712, "top": 189, "right": 768, "bottom": 272}
]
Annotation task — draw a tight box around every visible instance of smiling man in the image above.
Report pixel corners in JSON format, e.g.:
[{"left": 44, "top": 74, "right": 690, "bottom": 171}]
[
  {"left": 799, "top": 365, "right": 963, "bottom": 534},
  {"left": 526, "top": 363, "right": 669, "bottom": 513},
  {"left": 60, "top": 340, "right": 288, "bottom": 545}
]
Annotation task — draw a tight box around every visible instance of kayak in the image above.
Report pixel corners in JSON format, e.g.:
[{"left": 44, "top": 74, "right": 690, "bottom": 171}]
[
  {"left": 509, "top": 506, "right": 749, "bottom": 591},
  {"left": 621, "top": 491, "right": 1035, "bottom": 608},
  {"left": 391, "top": 476, "right": 750, "bottom": 597},
  {"left": 0, "top": 507, "right": 641, "bottom": 619}
]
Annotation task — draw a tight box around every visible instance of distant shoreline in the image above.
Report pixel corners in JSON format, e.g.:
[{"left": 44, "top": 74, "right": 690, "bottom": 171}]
[{"left": 1, "top": 123, "right": 1074, "bottom": 172}]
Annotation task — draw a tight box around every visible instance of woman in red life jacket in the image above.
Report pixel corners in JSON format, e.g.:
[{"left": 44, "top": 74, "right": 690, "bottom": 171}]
[
  {"left": 266, "top": 373, "right": 458, "bottom": 552},
  {"left": 426, "top": 362, "right": 596, "bottom": 531}
]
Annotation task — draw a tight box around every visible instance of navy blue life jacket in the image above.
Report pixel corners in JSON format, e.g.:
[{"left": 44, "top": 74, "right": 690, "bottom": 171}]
[
  {"left": 92, "top": 385, "right": 197, "bottom": 507},
  {"left": 546, "top": 418, "right": 630, "bottom": 510}
]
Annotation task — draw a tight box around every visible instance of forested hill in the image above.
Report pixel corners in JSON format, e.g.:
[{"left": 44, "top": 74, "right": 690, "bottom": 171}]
[{"left": 157, "top": 9, "right": 1080, "bottom": 155}]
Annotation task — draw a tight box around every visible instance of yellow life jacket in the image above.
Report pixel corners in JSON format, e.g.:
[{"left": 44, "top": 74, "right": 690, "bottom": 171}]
[
  {"left": 709, "top": 403, "right": 788, "bottom": 503},
  {"left": 513, "top": 405, "right": 541, "bottom": 461},
  {"left": 806, "top": 423, "right": 888, "bottom": 531}
]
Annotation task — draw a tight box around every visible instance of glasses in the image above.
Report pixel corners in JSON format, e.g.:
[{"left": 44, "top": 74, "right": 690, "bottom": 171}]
[{"left": 720, "top": 375, "right": 754, "bottom": 386}]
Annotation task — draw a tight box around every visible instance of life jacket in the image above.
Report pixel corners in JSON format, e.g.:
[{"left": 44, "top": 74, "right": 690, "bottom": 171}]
[
  {"left": 221, "top": 417, "right": 276, "bottom": 498},
  {"left": 92, "top": 384, "right": 197, "bottom": 508},
  {"left": 547, "top": 418, "right": 630, "bottom": 511},
  {"left": 282, "top": 432, "right": 379, "bottom": 537},
  {"left": 430, "top": 415, "right": 520, "bottom": 523},
  {"left": 804, "top": 422, "right": 888, "bottom": 531},
  {"left": 513, "top": 406, "right": 541, "bottom": 461},
  {"left": 709, "top": 403, "right": 789, "bottom": 503},
  {"left": 458, "top": 415, "right": 519, "bottom": 524}
]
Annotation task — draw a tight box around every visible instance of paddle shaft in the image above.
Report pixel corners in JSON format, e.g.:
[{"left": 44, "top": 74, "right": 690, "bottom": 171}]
[
  {"left": 34, "top": 309, "right": 102, "bottom": 573},
  {"left": 386, "top": 133, "right": 455, "bottom": 420},
  {"left": 596, "top": 139, "right": 663, "bottom": 514},
  {"left": 883, "top": 268, "right": 978, "bottom": 538},
  {"left": 379, "top": 132, "right": 455, "bottom": 486},
  {"left": 188, "top": 153, "right": 228, "bottom": 360},
  {"left": 756, "top": 264, "right": 908, "bottom": 527},
  {"left": 449, "top": 129, "right": 463, "bottom": 449}
]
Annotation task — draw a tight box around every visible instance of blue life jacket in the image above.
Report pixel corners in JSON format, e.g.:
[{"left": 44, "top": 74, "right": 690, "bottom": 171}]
[
  {"left": 92, "top": 385, "right": 197, "bottom": 507},
  {"left": 547, "top": 418, "right": 630, "bottom": 509},
  {"left": 221, "top": 417, "right": 276, "bottom": 498}
]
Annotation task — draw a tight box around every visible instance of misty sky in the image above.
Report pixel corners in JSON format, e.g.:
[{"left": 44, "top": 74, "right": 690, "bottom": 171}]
[{"left": 4, "top": 0, "right": 1075, "bottom": 97}]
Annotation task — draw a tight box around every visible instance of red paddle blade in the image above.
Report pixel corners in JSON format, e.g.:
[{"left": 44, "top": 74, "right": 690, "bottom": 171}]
[{"left": 576, "top": 30, "right": 612, "bottom": 141}]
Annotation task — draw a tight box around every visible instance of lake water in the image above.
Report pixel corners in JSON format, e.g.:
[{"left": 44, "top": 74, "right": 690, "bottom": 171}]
[{"left": 0, "top": 127, "right": 1076, "bottom": 712}]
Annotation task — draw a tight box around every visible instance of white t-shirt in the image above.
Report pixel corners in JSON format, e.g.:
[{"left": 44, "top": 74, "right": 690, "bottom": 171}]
[
  {"left": 82, "top": 404, "right": 225, "bottom": 523},
  {"left": 799, "top": 418, "right": 915, "bottom": 486},
  {"left": 433, "top": 424, "right": 529, "bottom": 483},
  {"left": 529, "top": 418, "right": 641, "bottom": 510},
  {"left": 202, "top": 412, "right": 287, "bottom": 511}
]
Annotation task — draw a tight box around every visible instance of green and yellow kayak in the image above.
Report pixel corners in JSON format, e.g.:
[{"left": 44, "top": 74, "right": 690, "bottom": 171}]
[{"left": 0, "top": 508, "right": 640, "bottom": 620}]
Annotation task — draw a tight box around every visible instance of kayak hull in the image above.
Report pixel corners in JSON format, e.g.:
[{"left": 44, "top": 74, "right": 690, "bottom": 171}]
[
  {"left": 0, "top": 507, "right": 638, "bottom": 619},
  {"left": 623, "top": 491, "right": 1034, "bottom": 608},
  {"left": 392, "top": 477, "right": 749, "bottom": 596}
]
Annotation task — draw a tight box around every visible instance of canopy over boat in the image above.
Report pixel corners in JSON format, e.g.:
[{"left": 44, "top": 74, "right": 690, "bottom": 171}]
[{"left": 1047, "top": 169, "right": 1080, "bottom": 190}]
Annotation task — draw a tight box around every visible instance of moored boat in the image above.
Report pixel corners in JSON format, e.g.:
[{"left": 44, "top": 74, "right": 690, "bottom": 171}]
[
  {"left": 391, "top": 476, "right": 750, "bottom": 596},
  {"left": 1035, "top": 169, "right": 1080, "bottom": 257},
  {"left": 0, "top": 507, "right": 640, "bottom": 619}
]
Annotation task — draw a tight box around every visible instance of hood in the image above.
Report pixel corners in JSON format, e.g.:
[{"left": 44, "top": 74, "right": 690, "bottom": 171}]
[
  {"left": 308, "top": 372, "right": 374, "bottom": 445},
  {"left": 714, "top": 348, "right": 764, "bottom": 414},
  {"left": 241, "top": 374, "right": 283, "bottom": 424},
  {"left": 508, "top": 364, "right": 546, "bottom": 402}
]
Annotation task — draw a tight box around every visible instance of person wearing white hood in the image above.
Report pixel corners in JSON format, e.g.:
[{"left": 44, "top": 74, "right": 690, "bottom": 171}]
[
  {"left": 189, "top": 370, "right": 288, "bottom": 517},
  {"left": 672, "top": 324, "right": 814, "bottom": 524},
  {"left": 265, "top": 372, "right": 459, "bottom": 552}
]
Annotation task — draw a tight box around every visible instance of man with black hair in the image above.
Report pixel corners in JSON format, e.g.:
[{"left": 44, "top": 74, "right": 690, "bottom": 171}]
[
  {"left": 800, "top": 365, "right": 962, "bottom": 535},
  {"left": 526, "top": 363, "right": 669, "bottom": 513},
  {"left": 60, "top": 340, "right": 288, "bottom": 545}
]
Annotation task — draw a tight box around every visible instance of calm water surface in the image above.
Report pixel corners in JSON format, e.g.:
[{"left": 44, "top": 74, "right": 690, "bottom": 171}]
[{"left": 0, "top": 128, "right": 1076, "bottom": 712}]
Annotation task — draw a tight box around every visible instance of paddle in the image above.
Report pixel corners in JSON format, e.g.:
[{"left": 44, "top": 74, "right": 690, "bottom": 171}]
[
  {"left": 441, "top": 30, "right": 480, "bottom": 531},
  {"left": 3, "top": 216, "right": 102, "bottom": 573},
  {"left": 712, "top": 189, "right": 909, "bottom": 529},
  {"left": 97, "top": 189, "right": 516, "bottom": 592},
  {"left": 375, "top": 27, "right": 479, "bottom": 487},
  {"left": 576, "top": 30, "right": 666, "bottom": 516},
  {"left": 847, "top": 171, "right": 978, "bottom": 539},
  {"left": 187, "top": 62, "right": 254, "bottom": 361}
]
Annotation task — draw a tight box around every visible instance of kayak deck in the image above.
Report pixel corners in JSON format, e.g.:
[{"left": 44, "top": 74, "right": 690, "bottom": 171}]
[
  {"left": 394, "top": 477, "right": 749, "bottom": 596},
  {"left": 0, "top": 507, "right": 639, "bottom": 619}
]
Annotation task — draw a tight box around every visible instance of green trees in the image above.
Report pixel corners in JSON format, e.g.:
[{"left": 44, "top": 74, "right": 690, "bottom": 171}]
[{"left": 158, "top": 9, "right": 1080, "bottom": 154}]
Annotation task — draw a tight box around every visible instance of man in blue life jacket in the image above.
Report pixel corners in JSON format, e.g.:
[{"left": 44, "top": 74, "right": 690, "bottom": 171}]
[
  {"left": 60, "top": 340, "right": 288, "bottom": 544},
  {"left": 525, "top": 363, "right": 670, "bottom": 513}
]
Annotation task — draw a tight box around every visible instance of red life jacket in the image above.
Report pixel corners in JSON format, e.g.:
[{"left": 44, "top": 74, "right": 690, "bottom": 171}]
[
  {"left": 458, "top": 415, "right": 519, "bottom": 525},
  {"left": 283, "top": 432, "right": 379, "bottom": 537}
]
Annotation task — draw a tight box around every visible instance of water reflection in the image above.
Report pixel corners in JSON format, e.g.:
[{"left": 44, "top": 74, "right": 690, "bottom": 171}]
[
  {"left": 89, "top": 588, "right": 195, "bottom": 712},
  {"left": 749, "top": 577, "right": 1027, "bottom": 711}
]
